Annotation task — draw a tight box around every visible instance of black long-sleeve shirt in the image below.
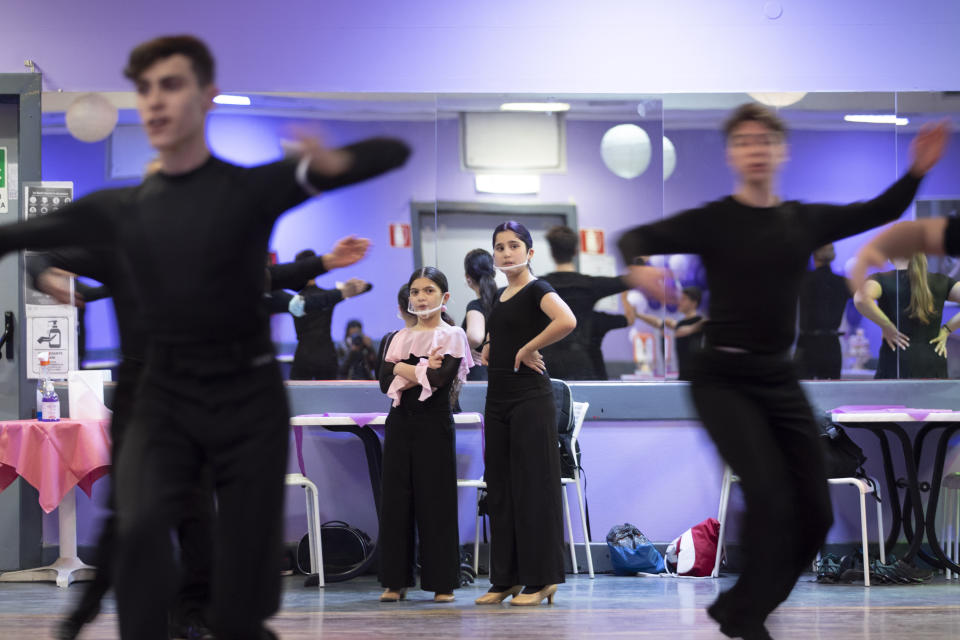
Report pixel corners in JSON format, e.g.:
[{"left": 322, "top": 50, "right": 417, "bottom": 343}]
[
  {"left": 944, "top": 217, "right": 960, "bottom": 255},
  {"left": 26, "top": 248, "right": 146, "bottom": 360},
  {"left": 267, "top": 255, "right": 328, "bottom": 292},
  {"left": 0, "top": 138, "right": 410, "bottom": 347},
  {"left": 263, "top": 287, "right": 344, "bottom": 315},
  {"left": 798, "top": 265, "right": 849, "bottom": 334},
  {"left": 618, "top": 173, "right": 921, "bottom": 353},
  {"left": 379, "top": 352, "right": 463, "bottom": 412},
  {"left": 540, "top": 271, "right": 628, "bottom": 378},
  {"left": 540, "top": 271, "right": 628, "bottom": 350}
]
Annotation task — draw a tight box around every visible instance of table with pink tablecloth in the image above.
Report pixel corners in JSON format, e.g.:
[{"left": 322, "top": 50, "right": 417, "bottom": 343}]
[
  {"left": 0, "top": 419, "right": 111, "bottom": 513},
  {"left": 0, "top": 419, "right": 111, "bottom": 587}
]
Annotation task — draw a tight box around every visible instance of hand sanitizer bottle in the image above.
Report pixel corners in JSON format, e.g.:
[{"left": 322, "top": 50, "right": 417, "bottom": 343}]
[
  {"left": 39, "top": 380, "right": 60, "bottom": 422},
  {"left": 36, "top": 351, "right": 50, "bottom": 419}
]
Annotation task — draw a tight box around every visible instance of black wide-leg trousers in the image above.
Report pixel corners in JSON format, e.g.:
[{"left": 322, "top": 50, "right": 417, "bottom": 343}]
[
  {"left": 114, "top": 347, "right": 289, "bottom": 640},
  {"left": 378, "top": 406, "right": 460, "bottom": 593},
  {"left": 67, "top": 358, "right": 214, "bottom": 629},
  {"left": 688, "top": 349, "right": 833, "bottom": 627},
  {"left": 484, "top": 373, "right": 566, "bottom": 587}
]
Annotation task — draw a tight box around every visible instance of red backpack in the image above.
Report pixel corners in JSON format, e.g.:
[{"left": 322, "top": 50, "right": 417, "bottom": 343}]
[{"left": 665, "top": 517, "right": 721, "bottom": 577}]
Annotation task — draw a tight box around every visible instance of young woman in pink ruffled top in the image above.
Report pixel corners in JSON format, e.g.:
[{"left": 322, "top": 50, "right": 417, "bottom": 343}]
[{"left": 377, "top": 267, "right": 474, "bottom": 603}]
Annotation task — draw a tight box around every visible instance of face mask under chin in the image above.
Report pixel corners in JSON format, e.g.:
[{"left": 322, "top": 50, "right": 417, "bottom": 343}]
[
  {"left": 496, "top": 260, "right": 529, "bottom": 273},
  {"left": 407, "top": 300, "right": 447, "bottom": 318}
]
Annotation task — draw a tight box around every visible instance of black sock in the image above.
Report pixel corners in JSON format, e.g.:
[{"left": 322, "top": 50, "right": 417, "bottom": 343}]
[
  {"left": 521, "top": 584, "right": 546, "bottom": 594},
  {"left": 488, "top": 584, "right": 513, "bottom": 593}
]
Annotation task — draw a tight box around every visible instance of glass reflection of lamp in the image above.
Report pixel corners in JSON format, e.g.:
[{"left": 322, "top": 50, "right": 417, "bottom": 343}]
[
  {"left": 601, "top": 125, "right": 678, "bottom": 182},
  {"left": 747, "top": 92, "right": 807, "bottom": 108},
  {"left": 601, "top": 124, "right": 651, "bottom": 179},
  {"left": 663, "top": 136, "right": 676, "bottom": 181},
  {"left": 66, "top": 93, "right": 119, "bottom": 143}
]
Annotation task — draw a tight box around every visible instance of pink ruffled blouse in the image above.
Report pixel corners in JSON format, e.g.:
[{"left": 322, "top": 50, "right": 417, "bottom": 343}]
[{"left": 383, "top": 324, "right": 474, "bottom": 407}]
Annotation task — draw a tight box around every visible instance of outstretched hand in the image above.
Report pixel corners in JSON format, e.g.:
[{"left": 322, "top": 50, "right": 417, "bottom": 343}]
[
  {"left": 36, "top": 267, "right": 84, "bottom": 307},
  {"left": 287, "top": 132, "right": 352, "bottom": 177},
  {"left": 339, "top": 278, "right": 370, "bottom": 298},
  {"left": 625, "top": 265, "right": 678, "bottom": 304},
  {"left": 325, "top": 236, "right": 370, "bottom": 270},
  {"left": 909, "top": 121, "right": 951, "bottom": 177}
]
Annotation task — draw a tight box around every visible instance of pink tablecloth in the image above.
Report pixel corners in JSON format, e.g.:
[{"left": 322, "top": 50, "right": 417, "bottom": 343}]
[{"left": 0, "top": 419, "right": 111, "bottom": 513}]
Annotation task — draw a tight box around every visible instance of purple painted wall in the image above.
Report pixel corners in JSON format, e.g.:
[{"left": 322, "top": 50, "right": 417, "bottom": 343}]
[{"left": 4, "top": 2, "right": 960, "bottom": 92}]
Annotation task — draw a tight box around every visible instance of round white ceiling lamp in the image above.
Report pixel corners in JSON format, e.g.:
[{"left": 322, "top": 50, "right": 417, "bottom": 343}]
[
  {"left": 663, "top": 136, "right": 676, "bottom": 181},
  {"left": 65, "top": 93, "right": 119, "bottom": 142},
  {"left": 747, "top": 92, "right": 807, "bottom": 108},
  {"left": 601, "top": 124, "right": 651, "bottom": 179},
  {"left": 601, "top": 125, "right": 678, "bottom": 181}
]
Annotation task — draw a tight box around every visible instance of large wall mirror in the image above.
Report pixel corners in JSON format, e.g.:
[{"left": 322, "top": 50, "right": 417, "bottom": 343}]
[
  {"left": 661, "top": 92, "right": 903, "bottom": 383},
  {"left": 428, "top": 95, "right": 665, "bottom": 381},
  {"left": 40, "top": 93, "right": 440, "bottom": 380},
  {"left": 38, "top": 91, "right": 960, "bottom": 382}
]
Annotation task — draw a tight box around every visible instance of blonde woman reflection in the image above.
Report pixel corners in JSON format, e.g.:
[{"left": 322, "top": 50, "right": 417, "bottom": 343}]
[{"left": 854, "top": 253, "right": 960, "bottom": 378}]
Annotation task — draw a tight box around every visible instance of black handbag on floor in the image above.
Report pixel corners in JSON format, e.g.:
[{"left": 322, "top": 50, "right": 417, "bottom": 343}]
[{"left": 297, "top": 520, "right": 375, "bottom": 583}]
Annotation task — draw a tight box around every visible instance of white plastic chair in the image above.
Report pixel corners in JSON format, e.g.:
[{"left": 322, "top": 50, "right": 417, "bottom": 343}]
[
  {"left": 713, "top": 466, "right": 884, "bottom": 586},
  {"left": 457, "top": 477, "right": 487, "bottom": 575},
  {"left": 285, "top": 472, "right": 325, "bottom": 587},
  {"left": 449, "top": 413, "right": 486, "bottom": 575},
  {"left": 561, "top": 400, "right": 594, "bottom": 578},
  {"left": 458, "top": 403, "right": 594, "bottom": 579},
  {"left": 940, "top": 472, "right": 960, "bottom": 580}
]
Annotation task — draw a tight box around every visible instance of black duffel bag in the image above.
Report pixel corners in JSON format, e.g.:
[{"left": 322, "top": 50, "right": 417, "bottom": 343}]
[{"left": 297, "top": 520, "right": 375, "bottom": 584}]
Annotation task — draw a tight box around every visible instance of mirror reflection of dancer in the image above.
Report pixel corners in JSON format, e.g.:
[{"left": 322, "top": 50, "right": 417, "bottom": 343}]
[
  {"left": 462, "top": 248, "right": 497, "bottom": 380},
  {"left": 795, "top": 244, "right": 850, "bottom": 379},
  {"left": 633, "top": 286, "right": 705, "bottom": 381},
  {"left": 617, "top": 104, "right": 948, "bottom": 640},
  {"left": 853, "top": 253, "right": 960, "bottom": 378},
  {"left": 590, "top": 305, "right": 636, "bottom": 380},
  {"left": 541, "top": 225, "right": 631, "bottom": 380},
  {"left": 0, "top": 35, "right": 410, "bottom": 640},
  {"left": 476, "top": 221, "right": 576, "bottom": 606},
  {"left": 288, "top": 248, "right": 371, "bottom": 380},
  {"left": 377, "top": 267, "right": 473, "bottom": 602},
  {"left": 850, "top": 209, "right": 960, "bottom": 355}
]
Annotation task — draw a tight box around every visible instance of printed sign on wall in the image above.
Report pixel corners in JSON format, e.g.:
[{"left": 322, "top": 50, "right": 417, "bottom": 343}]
[
  {"left": 23, "top": 181, "right": 73, "bottom": 219},
  {"left": 25, "top": 304, "right": 78, "bottom": 378}
]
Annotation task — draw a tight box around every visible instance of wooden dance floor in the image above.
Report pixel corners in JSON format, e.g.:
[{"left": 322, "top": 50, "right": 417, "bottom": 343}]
[{"left": 1, "top": 574, "right": 959, "bottom": 638}]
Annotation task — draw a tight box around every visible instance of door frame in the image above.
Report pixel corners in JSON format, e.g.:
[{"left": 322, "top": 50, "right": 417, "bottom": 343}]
[
  {"left": 410, "top": 200, "right": 579, "bottom": 269},
  {"left": 0, "top": 73, "right": 43, "bottom": 571}
]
